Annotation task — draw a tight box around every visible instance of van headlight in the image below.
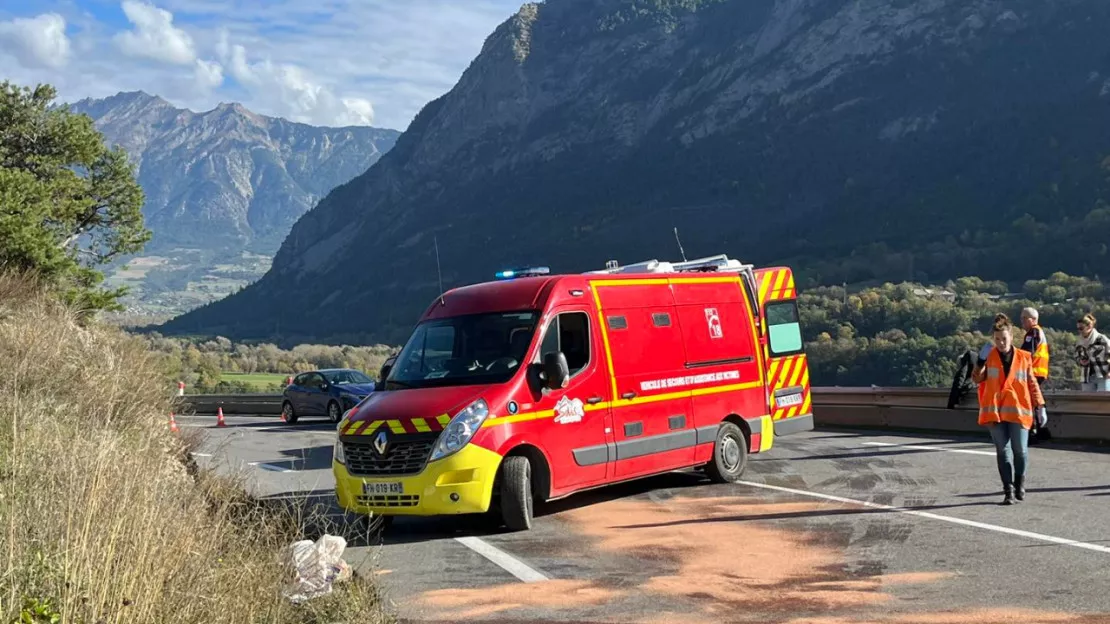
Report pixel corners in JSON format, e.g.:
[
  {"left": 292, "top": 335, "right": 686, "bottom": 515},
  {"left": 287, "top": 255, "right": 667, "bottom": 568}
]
[
  {"left": 430, "top": 399, "right": 489, "bottom": 461},
  {"left": 333, "top": 439, "right": 346, "bottom": 464}
]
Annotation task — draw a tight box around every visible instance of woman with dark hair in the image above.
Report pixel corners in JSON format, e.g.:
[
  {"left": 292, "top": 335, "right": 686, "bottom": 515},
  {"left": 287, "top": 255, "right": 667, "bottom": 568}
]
[{"left": 972, "top": 313, "right": 1048, "bottom": 505}]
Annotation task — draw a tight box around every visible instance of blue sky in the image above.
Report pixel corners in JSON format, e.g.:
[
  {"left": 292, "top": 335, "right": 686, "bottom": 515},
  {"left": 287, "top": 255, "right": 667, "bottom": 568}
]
[{"left": 0, "top": 0, "right": 525, "bottom": 130}]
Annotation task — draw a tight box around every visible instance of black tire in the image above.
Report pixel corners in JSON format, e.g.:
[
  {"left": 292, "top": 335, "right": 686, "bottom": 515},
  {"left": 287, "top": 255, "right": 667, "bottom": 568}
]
[
  {"left": 281, "top": 401, "right": 298, "bottom": 424},
  {"left": 327, "top": 400, "right": 342, "bottom": 423},
  {"left": 499, "top": 456, "right": 533, "bottom": 531},
  {"left": 705, "top": 422, "right": 748, "bottom": 483}
]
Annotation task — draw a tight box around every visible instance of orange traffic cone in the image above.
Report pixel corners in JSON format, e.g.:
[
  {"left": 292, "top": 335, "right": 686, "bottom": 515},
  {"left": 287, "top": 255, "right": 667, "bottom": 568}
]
[
  {"left": 216, "top": 407, "right": 226, "bottom": 427},
  {"left": 169, "top": 412, "right": 179, "bottom": 433}
]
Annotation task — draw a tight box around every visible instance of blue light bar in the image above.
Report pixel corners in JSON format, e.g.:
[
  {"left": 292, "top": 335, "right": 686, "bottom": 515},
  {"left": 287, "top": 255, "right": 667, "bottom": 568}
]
[{"left": 495, "top": 266, "right": 550, "bottom": 279}]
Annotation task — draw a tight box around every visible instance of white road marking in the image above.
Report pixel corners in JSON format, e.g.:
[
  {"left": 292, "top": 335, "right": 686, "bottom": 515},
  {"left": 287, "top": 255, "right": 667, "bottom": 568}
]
[
  {"left": 191, "top": 452, "right": 212, "bottom": 457},
  {"left": 454, "top": 536, "right": 550, "bottom": 583},
  {"left": 739, "top": 480, "right": 1110, "bottom": 555},
  {"left": 861, "top": 441, "right": 995, "bottom": 456},
  {"left": 248, "top": 462, "right": 292, "bottom": 473}
]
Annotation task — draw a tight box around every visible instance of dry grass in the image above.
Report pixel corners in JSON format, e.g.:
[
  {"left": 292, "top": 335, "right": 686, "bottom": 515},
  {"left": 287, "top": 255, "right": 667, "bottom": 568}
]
[{"left": 0, "top": 273, "right": 390, "bottom": 624}]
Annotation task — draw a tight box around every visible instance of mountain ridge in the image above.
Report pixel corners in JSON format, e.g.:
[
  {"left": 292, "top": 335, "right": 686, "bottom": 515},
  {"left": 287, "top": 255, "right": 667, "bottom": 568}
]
[
  {"left": 70, "top": 91, "right": 401, "bottom": 254},
  {"left": 68, "top": 91, "right": 400, "bottom": 318},
  {"left": 160, "top": 0, "right": 1110, "bottom": 346}
]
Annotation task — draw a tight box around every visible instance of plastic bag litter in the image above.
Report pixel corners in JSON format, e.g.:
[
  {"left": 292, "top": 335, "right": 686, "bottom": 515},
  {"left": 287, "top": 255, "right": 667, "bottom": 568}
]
[{"left": 283, "top": 534, "right": 352, "bottom": 603}]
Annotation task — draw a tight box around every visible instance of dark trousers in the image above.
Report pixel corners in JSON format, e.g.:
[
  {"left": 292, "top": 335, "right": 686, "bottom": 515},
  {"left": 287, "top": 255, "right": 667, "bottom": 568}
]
[{"left": 987, "top": 422, "right": 1028, "bottom": 489}]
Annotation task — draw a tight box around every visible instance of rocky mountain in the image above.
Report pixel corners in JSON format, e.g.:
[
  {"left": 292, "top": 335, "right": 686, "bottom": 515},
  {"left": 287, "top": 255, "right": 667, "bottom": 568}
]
[
  {"left": 161, "top": 0, "right": 1110, "bottom": 346},
  {"left": 72, "top": 91, "right": 400, "bottom": 253}
]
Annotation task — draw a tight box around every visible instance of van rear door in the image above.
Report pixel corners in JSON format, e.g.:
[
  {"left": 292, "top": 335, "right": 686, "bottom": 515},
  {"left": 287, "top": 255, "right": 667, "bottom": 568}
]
[{"left": 755, "top": 268, "right": 813, "bottom": 436}]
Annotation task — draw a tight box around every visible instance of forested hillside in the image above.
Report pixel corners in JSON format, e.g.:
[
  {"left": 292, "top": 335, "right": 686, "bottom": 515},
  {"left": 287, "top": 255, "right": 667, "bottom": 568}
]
[
  {"left": 160, "top": 0, "right": 1110, "bottom": 346},
  {"left": 149, "top": 272, "right": 1103, "bottom": 393},
  {"left": 804, "top": 273, "right": 1104, "bottom": 389}
]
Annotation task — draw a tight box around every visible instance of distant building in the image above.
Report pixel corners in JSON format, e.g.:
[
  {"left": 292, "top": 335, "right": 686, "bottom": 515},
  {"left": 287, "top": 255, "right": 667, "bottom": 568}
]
[{"left": 912, "top": 288, "right": 957, "bottom": 302}]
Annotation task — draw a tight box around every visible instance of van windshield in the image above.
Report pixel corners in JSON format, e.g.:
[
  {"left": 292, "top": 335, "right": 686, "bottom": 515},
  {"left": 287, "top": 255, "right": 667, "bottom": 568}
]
[{"left": 385, "top": 311, "right": 539, "bottom": 389}]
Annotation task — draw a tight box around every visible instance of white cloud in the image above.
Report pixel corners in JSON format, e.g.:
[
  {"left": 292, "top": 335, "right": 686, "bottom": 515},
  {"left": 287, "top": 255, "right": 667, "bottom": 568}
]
[
  {"left": 0, "top": 13, "right": 71, "bottom": 70},
  {"left": 0, "top": 0, "right": 522, "bottom": 129},
  {"left": 218, "top": 35, "right": 374, "bottom": 126},
  {"left": 193, "top": 58, "right": 223, "bottom": 91},
  {"left": 114, "top": 0, "right": 196, "bottom": 65}
]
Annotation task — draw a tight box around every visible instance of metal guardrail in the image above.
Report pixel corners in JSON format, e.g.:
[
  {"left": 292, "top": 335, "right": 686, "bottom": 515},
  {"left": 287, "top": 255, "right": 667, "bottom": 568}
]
[
  {"left": 175, "top": 393, "right": 284, "bottom": 415},
  {"left": 176, "top": 388, "right": 1110, "bottom": 442},
  {"left": 811, "top": 387, "right": 1110, "bottom": 442}
]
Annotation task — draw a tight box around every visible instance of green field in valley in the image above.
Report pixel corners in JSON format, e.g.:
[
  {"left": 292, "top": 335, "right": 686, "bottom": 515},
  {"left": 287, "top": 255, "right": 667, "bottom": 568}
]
[{"left": 219, "top": 372, "right": 288, "bottom": 390}]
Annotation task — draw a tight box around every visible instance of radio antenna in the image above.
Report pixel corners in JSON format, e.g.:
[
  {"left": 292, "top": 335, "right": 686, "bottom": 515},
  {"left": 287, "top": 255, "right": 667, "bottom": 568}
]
[
  {"left": 433, "top": 235, "right": 445, "bottom": 306},
  {"left": 674, "top": 227, "right": 688, "bottom": 262}
]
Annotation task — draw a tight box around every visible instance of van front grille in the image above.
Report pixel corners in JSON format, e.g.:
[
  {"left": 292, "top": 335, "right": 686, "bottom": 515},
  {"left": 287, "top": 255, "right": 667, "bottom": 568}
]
[
  {"left": 342, "top": 431, "right": 438, "bottom": 476},
  {"left": 357, "top": 495, "right": 420, "bottom": 508}
]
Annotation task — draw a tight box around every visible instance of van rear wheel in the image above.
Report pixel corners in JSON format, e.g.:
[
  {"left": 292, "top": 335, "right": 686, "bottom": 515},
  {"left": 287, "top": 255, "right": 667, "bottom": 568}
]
[
  {"left": 499, "top": 456, "right": 533, "bottom": 531},
  {"left": 705, "top": 422, "right": 748, "bottom": 483}
]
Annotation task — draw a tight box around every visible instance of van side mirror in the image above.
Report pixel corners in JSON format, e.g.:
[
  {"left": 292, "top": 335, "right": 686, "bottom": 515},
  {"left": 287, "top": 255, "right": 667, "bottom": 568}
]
[{"left": 543, "top": 352, "right": 570, "bottom": 390}]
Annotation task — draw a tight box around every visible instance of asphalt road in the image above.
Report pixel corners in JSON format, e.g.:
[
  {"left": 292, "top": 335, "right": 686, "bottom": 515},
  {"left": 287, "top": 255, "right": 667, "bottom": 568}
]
[{"left": 179, "top": 413, "right": 1110, "bottom": 624}]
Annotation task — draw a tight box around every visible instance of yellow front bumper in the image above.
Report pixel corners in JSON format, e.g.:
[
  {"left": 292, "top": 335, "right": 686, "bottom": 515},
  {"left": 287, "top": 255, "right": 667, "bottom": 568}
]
[{"left": 334, "top": 443, "right": 503, "bottom": 516}]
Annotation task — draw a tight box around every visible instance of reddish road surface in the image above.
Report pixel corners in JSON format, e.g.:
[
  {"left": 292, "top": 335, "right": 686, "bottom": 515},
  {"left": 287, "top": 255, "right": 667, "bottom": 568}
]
[{"left": 180, "top": 414, "right": 1110, "bottom": 624}]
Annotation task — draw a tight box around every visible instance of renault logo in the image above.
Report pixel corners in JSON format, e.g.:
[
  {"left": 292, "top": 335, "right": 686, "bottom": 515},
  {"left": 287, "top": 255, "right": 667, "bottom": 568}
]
[{"left": 373, "top": 430, "right": 389, "bottom": 456}]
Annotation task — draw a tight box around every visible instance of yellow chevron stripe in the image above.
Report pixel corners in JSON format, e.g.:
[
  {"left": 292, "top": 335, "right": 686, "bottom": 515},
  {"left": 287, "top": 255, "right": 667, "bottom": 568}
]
[
  {"left": 772, "top": 269, "right": 788, "bottom": 296},
  {"left": 775, "top": 357, "right": 797, "bottom": 390},
  {"left": 358, "top": 420, "right": 383, "bottom": 436},
  {"left": 759, "top": 270, "right": 774, "bottom": 303},
  {"left": 800, "top": 389, "right": 812, "bottom": 415},
  {"left": 785, "top": 272, "right": 795, "bottom": 291},
  {"left": 387, "top": 420, "right": 405, "bottom": 434},
  {"left": 767, "top": 358, "right": 781, "bottom": 382},
  {"left": 784, "top": 404, "right": 800, "bottom": 419},
  {"left": 788, "top": 358, "right": 807, "bottom": 388},
  {"left": 436, "top": 415, "right": 451, "bottom": 427},
  {"left": 413, "top": 418, "right": 431, "bottom": 433}
]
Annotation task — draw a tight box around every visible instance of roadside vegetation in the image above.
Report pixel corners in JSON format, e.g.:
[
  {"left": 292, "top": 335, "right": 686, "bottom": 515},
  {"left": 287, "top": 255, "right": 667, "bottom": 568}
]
[
  {"left": 0, "top": 273, "right": 390, "bottom": 624},
  {"left": 803, "top": 272, "right": 1109, "bottom": 389},
  {"left": 142, "top": 335, "right": 396, "bottom": 394},
  {"left": 141, "top": 272, "right": 1109, "bottom": 394},
  {"left": 0, "top": 79, "right": 387, "bottom": 623}
]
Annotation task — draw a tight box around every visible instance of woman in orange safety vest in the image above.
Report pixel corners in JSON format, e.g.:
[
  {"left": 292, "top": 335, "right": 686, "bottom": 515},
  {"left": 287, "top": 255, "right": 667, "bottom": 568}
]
[{"left": 972, "top": 313, "right": 1047, "bottom": 505}]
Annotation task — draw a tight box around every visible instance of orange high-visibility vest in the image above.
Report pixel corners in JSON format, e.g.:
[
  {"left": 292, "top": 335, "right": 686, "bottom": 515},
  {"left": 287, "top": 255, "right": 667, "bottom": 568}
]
[
  {"left": 1029, "top": 325, "right": 1049, "bottom": 379},
  {"left": 978, "top": 348, "right": 1038, "bottom": 429}
]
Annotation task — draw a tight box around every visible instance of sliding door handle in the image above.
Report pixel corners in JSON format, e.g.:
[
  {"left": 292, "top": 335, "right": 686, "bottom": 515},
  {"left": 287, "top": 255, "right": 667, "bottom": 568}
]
[
  {"left": 587, "top": 396, "right": 603, "bottom": 405},
  {"left": 621, "top": 391, "right": 637, "bottom": 400}
]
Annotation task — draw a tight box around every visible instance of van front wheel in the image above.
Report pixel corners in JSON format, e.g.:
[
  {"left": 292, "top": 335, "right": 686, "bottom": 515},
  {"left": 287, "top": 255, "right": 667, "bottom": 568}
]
[
  {"left": 705, "top": 422, "right": 748, "bottom": 483},
  {"left": 499, "top": 456, "right": 533, "bottom": 531}
]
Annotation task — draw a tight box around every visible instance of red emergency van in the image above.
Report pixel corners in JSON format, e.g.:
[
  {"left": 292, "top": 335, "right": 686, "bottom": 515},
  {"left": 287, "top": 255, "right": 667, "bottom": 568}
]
[{"left": 333, "top": 255, "right": 813, "bottom": 531}]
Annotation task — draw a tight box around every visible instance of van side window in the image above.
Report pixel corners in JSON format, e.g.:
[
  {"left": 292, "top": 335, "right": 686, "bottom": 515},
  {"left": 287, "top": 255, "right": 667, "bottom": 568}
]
[
  {"left": 540, "top": 312, "right": 591, "bottom": 377},
  {"left": 766, "top": 300, "right": 804, "bottom": 357}
]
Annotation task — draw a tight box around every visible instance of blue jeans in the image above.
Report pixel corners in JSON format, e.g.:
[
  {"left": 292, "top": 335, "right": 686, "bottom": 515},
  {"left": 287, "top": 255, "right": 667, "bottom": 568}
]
[{"left": 987, "top": 422, "right": 1028, "bottom": 488}]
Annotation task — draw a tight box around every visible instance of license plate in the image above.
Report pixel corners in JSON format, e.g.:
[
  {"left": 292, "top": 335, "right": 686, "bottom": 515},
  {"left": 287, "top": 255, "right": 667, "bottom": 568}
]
[
  {"left": 776, "top": 393, "right": 803, "bottom": 408},
  {"left": 362, "top": 482, "right": 403, "bottom": 495}
]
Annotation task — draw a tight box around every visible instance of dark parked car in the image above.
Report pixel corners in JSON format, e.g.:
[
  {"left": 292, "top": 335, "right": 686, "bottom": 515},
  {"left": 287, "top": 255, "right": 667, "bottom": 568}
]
[{"left": 281, "top": 368, "right": 375, "bottom": 424}]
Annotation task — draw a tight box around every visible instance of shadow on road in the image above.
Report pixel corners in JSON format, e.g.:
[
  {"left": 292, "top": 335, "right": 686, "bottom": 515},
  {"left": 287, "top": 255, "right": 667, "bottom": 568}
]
[
  {"left": 957, "top": 484, "right": 1110, "bottom": 497},
  {"left": 359, "top": 470, "right": 712, "bottom": 546},
  {"left": 261, "top": 445, "right": 335, "bottom": 471}
]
